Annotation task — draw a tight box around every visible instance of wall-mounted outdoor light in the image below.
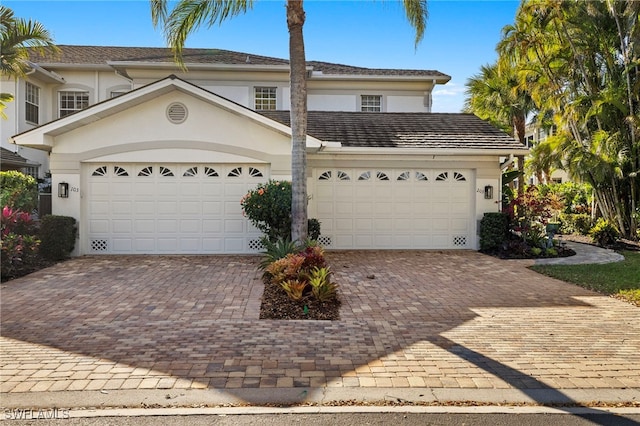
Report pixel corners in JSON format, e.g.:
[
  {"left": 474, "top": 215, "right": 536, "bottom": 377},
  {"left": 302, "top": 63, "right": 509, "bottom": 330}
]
[
  {"left": 58, "top": 182, "right": 69, "bottom": 198},
  {"left": 484, "top": 185, "right": 494, "bottom": 200}
]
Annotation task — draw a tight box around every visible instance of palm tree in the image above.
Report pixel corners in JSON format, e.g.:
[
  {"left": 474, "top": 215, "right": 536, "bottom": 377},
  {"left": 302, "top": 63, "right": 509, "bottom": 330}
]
[
  {"left": 0, "top": 6, "right": 58, "bottom": 118},
  {"left": 150, "top": 0, "right": 429, "bottom": 244}
]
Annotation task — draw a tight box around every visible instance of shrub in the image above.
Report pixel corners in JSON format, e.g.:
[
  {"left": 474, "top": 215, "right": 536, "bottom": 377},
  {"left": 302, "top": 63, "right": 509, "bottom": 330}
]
[
  {"left": 1, "top": 206, "right": 40, "bottom": 279},
  {"left": 507, "top": 186, "right": 553, "bottom": 247},
  {"left": 479, "top": 212, "right": 508, "bottom": 251},
  {"left": 589, "top": 219, "right": 620, "bottom": 247},
  {"left": 39, "top": 215, "right": 76, "bottom": 260},
  {"left": 0, "top": 171, "right": 38, "bottom": 212},
  {"left": 241, "top": 180, "right": 321, "bottom": 242},
  {"left": 559, "top": 213, "right": 593, "bottom": 235}
]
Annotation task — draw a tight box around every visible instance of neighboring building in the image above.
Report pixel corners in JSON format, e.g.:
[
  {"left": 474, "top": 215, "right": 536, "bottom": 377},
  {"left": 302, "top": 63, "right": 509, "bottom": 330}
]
[{"left": 5, "top": 45, "right": 527, "bottom": 255}]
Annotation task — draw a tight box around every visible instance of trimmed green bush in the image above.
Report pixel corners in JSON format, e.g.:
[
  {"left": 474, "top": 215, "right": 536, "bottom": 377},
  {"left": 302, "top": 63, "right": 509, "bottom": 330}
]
[
  {"left": 241, "top": 180, "right": 321, "bottom": 242},
  {"left": 39, "top": 215, "right": 76, "bottom": 260},
  {"left": 589, "top": 218, "right": 619, "bottom": 247},
  {"left": 0, "top": 171, "right": 38, "bottom": 212},
  {"left": 479, "top": 212, "right": 509, "bottom": 251}
]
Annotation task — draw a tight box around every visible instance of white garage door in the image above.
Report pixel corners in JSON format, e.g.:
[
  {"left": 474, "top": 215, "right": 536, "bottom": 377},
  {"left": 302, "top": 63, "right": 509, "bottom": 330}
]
[
  {"left": 313, "top": 168, "right": 473, "bottom": 249},
  {"left": 85, "top": 163, "right": 267, "bottom": 254}
]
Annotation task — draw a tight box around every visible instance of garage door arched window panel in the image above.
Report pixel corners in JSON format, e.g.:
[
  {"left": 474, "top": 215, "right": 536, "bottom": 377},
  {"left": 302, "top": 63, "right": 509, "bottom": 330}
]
[
  {"left": 436, "top": 172, "right": 449, "bottom": 181},
  {"left": 228, "top": 167, "right": 242, "bottom": 178},
  {"left": 249, "top": 167, "right": 263, "bottom": 178},
  {"left": 415, "top": 172, "right": 428, "bottom": 181},
  {"left": 318, "top": 171, "right": 332, "bottom": 181},
  {"left": 159, "top": 166, "right": 174, "bottom": 177},
  {"left": 183, "top": 167, "right": 198, "bottom": 177},
  {"left": 114, "top": 166, "right": 129, "bottom": 176},
  {"left": 337, "top": 171, "right": 350, "bottom": 181},
  {"left": 92, "top": 166, "right": 107, "bottom": 177},
  {"left": 138, "top": 166, "right": 153, "bottom": 177},
  {"left": 204, "top": 167, "right": 219, "bottom": 177},
  {"left": 358, "top": 171, "right": 371, "bottom": 181},
  {"left": 453, "top": 172, "right": 467, "bottom": 182},
  {"left": 397, "top": 171, "right": 411, "bottom": 181},
  {"left": 376, "top": 171, "right": 390, "bottom": 181}
]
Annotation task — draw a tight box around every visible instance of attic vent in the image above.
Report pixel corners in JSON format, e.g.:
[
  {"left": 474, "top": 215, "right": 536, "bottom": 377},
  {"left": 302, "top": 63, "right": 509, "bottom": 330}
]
[{"left": 166, "top": 102, "right": 187, "bottom": 124}]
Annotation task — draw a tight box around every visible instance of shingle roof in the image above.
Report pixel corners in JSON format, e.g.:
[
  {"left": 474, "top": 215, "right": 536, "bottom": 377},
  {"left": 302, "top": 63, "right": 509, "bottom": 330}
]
[
  {"left": 259, "top": 111, "right": 525, "bottom": 150},
  {"left": 0, "top": 147, "right": 30, "bottom": 167},
  {"left": 27, "top": 45, "right": 449, "bottom": 78}
]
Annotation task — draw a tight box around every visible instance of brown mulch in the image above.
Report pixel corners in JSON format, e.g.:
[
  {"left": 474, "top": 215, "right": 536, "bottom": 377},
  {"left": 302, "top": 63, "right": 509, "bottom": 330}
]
[{"left": 259, "top": 281, "right": 341, "bottom": 320}]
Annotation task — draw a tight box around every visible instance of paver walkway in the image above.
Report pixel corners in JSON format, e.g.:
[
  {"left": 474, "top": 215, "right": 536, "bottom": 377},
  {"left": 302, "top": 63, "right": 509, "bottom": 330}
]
[{"left": 1, "top": 250, "right": 639, "bottom": 406}]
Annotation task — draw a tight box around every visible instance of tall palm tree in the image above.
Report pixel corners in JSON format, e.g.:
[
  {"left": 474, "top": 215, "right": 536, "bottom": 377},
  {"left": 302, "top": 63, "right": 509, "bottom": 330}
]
[
  {"left": 0, "top": 6, "right": 58, "bottom": 118},
  {"left": 150, "top": 0, "right": 429, "bottom": 244}
]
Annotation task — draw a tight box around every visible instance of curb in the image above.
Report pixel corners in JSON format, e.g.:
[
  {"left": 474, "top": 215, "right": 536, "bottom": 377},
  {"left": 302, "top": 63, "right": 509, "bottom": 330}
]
[{"left": 2, "top": 388, "right": 639, "bottom": 412}]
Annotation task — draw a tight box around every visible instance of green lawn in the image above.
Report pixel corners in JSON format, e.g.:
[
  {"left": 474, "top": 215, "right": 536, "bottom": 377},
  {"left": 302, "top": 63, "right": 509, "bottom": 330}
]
[{"left": 530, "top": 251, "right": 640, "bottom": 306}]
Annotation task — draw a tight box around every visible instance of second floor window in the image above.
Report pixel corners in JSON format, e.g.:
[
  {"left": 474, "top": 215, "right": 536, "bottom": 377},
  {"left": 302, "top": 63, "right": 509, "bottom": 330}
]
[
  {"left": 254, "top": 87, "right": 276, "bottom": 110},
  {"left": 25, "top": 82, "right": 40, "bottom": 124},
  {"left": 59, "top": 91, "right": 89, "bottom": 118},
  {"left": 361, "top": 95, "right": 382, "bottom": 112}
]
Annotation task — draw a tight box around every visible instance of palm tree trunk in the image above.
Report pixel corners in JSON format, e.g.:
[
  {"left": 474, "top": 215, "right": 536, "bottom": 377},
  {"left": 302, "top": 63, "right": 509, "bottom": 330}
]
[{"left": 287, "top": 0, "right": 308, "bottom": 243}]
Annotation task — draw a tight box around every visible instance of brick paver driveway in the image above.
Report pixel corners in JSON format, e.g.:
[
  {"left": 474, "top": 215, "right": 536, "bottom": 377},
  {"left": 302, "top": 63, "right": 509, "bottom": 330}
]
[{"left": 2, "top": 251, "right": 639, "bottom": 399}]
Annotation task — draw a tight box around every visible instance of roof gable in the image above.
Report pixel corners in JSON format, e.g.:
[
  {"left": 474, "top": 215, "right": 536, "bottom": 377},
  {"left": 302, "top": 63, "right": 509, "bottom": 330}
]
[{"left": 11, "top": 76, "right": 322, "bottom": 150}]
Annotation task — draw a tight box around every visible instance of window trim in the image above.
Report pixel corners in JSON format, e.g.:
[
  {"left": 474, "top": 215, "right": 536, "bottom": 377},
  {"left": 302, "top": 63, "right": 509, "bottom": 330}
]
[
  {"left": 254, "top": 86, "right": 277, "bottom": 111},
  {"left": 25, "top": 82, "right": 40, "bottom": 125}
]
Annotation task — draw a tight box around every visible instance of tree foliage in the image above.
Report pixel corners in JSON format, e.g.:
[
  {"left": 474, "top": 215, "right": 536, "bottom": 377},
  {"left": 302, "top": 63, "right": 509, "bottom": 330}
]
[{"left": 467, "top": 0, "right": 640, "bottom": 239}]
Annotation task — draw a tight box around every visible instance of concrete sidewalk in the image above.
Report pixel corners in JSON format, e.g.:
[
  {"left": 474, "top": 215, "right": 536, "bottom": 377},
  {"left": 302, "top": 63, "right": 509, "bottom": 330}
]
[{"left": 1, "top": 249, "right": 638, "bottom": 410}]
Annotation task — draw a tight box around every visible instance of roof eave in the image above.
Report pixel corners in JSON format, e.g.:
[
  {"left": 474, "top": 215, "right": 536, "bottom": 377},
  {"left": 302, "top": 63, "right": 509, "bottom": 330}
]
[
  {"left": 309, "top": 74, "right": 451, "bottom": 83},
  {"left": 314, "top": 146, "right": 529, "bottom": 156}
]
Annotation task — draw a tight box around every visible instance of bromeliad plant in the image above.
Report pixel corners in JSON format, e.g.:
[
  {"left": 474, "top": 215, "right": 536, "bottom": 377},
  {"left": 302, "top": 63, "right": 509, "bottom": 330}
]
[{"left": 262, "top": 240, "right": 338, "bottom": 304}]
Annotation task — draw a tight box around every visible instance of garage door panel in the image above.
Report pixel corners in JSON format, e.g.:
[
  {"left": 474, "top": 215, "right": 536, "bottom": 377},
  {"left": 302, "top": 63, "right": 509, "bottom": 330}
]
[
  {"left": 335, "top": 218, "right": 353, "bottom": 231},
  {"left": 203, "top": 219, "right": 222, "bottom": 233},
  {"left": 180, "top": 220, "right": 200, "bottom": 233},
  {"left": 134, "top": 239, "right": 155, "bottom": 252},
  {"left": 355, "top": 218, "right": 373, "bottom": 231},
  {"left": 157, "top": 201, "right": 178, "bottom": 215},
  {"left": 180, "top": 201, "right": 201, "bottom": 214},
  {"left": 432, "top": 218, "right": 449, "bottom": 231},
  {"left": 111, "top": 238, "right": 132, "bottom": 252},
  {"left": 135, "top": 201, "right": 156, "bottom": 214},
  {"left": 224, "top": 219, "right": 244, "bottom": 233},
  {"left": 135, "top": 219, "right": 155, "bottom": 233},
  {"left": 112, "top": 220, "right": 132, "bottom": 233},
  {"left": 335, "top": 202, "right": 353, "bottom": 215},
  {"left": 202, "top": 238, "right": 223, "bottom": 251},
  {"left": 157, "top": 238, "right": 178, "bottom": 252},
  {"left": 179, "top": 182, "right": 201, "bottom": 196},
  {"left": 111, "top": 201, "right": 133, "bottom": 215},
  {"left": 89, "top": 220, "right": 109, "bottom": 233},
  {"left": 354, "top": 234, "right": 373, "bottom": 247},
  {"left": 157, "top": 182, "right": 179, "bottom": 195},
  {"left": 133, "top": 182, "right": 155, "bottom": 195},
  {"left": 157, "top": 219, "right": 177, "bottom": 233},
  {"left": 374, "top": 218, "right": 392, "bottom": 231},
  {"left": 89, "top": 201, "right": 109, "bottom": 214}
]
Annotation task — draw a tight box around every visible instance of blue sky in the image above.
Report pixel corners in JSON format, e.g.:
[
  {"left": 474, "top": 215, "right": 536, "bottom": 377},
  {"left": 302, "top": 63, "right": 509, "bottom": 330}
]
[{"left": 5, "top": 0, "right": 520, "bottom": 112}]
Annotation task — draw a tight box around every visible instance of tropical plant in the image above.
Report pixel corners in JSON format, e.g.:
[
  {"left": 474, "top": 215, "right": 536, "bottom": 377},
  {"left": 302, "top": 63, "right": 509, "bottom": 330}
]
[
  {"left": 150, "top": 0, "right": 429, "bottom": 244},
  {"left": 1, "top": 206, "right": 40, "bottom": 279},
  {"left": 308, "top": 266, "right": 337, "bottom": 302},
  {"left": 280, "top": 279, "right": 306, "bottom": 301},
  {"left": 0, "top": 6, "right": 59, "bottom": 114},
  {"left": 0, "top": 170, "right": 38, "bottom": 212},
  {"left": 589, "top": 218, "right": 620, "bottom": 247},
  {"left": 495, "top": 0, "right": 639, "bottom": 239},
  {"left": 259, "top": 237, "right": 300, "bottom": 271}
]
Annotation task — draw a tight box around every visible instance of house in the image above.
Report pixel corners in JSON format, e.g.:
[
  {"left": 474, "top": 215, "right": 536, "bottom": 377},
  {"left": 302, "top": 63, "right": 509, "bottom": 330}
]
[{"left": 3, "top": 45, "right": 528, "bottom": 255}]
